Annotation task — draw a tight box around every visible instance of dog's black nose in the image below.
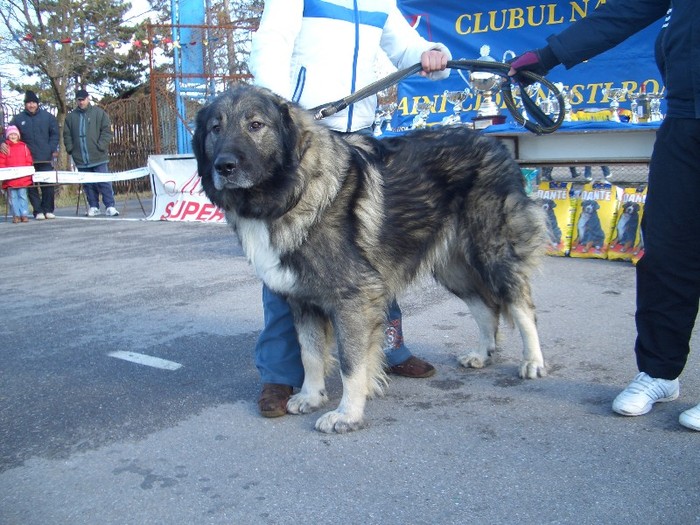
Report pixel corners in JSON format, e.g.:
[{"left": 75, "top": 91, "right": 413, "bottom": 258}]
[{"left": 214, "top": 153, "right": 238, "bottom": 176}]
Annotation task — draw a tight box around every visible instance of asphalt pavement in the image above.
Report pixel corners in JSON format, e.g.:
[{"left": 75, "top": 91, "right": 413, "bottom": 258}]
[{"left": 1, "top": 203, "right": 698, "bottom": 525}]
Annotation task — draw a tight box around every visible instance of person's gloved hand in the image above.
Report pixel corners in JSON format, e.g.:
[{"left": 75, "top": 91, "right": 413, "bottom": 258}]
[{"left": 508, "top": 46, "right": 560, "bottom": 85}]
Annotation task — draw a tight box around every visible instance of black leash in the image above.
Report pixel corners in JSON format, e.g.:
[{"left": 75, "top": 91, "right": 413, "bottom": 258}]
[{"left": 310, "top": 59, "right": 565, "bottom": 135}]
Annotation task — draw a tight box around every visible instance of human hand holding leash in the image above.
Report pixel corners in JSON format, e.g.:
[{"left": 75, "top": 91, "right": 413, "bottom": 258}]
[
  {"left": 418, "top": 49, "right": 449, "bottom": 77},
  {"left": 508, "top": 46, "right": 560, "bottom": 85}
]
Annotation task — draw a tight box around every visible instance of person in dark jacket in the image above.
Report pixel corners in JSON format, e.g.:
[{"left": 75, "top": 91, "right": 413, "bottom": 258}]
[
  {"left": 1, "top": 90, "right": 59, "bottom": 220},
  {"left": 63, "top": 89, "right": 118, "bottom": 217},
  {"left": 509, "top": 1, "right": 700, "bottom": 431}
]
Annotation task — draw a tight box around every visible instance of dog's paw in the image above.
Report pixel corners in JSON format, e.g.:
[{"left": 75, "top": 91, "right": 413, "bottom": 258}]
[
  {"left": 315, "top": 410, "right": 366, "bottom": 434},
  {"left": 457, "top": 352, "right": 490, "bottom": 369},
  {"left": 519, "top": 360, "right": 546, "bottom": 379},
  {"left": 287, "top": 391, "right": 327, "bottom": 414}
]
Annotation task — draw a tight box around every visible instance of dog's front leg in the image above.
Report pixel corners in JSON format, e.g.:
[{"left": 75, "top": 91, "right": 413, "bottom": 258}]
[
  {"left": 287, "top": 305, "right": 332, "bottom": 415},
  {"left": 315, "top": 304, "right": 387, "bottom": 434}
]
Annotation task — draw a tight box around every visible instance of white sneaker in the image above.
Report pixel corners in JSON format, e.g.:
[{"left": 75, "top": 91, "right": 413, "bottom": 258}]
[
  {"left": 105, "top": 206, "right": 120, "bottom": 217},
  {"left": 612, "top": 372, "right": 679, "bottom": 416},
  {"left": 44, "top": 212, "right": 56, "bottom": 219},
  {"left": 35, "top": 213, "right": 46, "bottom": 220},
  {"left": 679, "top": 403, "right": 700, "bottom": 431},
  {"left": 87, "top": 207, "right": 100, "bottom": 217}
]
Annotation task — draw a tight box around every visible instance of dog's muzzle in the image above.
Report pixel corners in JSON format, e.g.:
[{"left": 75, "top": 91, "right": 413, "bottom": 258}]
[{"left": 213, "top": 153, "right": 253, "bottom": 190}]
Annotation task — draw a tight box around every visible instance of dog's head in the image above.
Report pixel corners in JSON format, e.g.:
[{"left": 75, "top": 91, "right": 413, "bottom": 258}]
[
  {"left": 623, "top": 202, "right": 640, "bottom": 215},
  {"left": 192, "top": 85, "right": 308, "bottom": 215},
  {"left": 581, "top": 200, "right": 600, "bottom": 214},
  {"left": 539, "top": 198, "right": 556, "bottom": 213}
]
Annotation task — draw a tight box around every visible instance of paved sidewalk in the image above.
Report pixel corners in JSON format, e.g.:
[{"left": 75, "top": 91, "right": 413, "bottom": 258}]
[{"left": 1, "top": 213, "right": 698, "bottom": 524}]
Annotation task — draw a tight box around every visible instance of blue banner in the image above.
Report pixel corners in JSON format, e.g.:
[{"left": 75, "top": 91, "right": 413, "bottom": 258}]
[{"left": 394, "top": 0, "right": 666, "bottom": 128}]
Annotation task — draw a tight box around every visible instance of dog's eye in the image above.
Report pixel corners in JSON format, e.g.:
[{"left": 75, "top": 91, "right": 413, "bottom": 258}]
[
  {"left": 249, "top": 121, "right": 264, "bottom": 132},
  {"left": 211, "top": 124, "right": 221, "bottom": 134}
]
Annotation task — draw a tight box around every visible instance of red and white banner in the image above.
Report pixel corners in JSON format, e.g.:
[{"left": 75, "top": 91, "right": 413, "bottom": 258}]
[{"left": 146, "top": 154, "right": 225, "bottom": 223}]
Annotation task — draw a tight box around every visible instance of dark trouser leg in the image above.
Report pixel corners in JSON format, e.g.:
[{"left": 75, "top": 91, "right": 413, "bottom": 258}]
[
  {"left": 634, "top": 119, "right": 700, "bottom": 380},
  {"left": 33, "top": 164, "right": 55, "bottom": 213},
  {"left": 27, "top": 185, "right": 41, "bottom": 216},
  {"left": 39, "top": 183, "right": 55, "bottom": 213}
]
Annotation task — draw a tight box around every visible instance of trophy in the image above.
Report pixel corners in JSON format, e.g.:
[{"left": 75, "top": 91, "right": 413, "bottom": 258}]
[
  {"left": 628, "top": 91, "right": 642, "bottom": 124},
  {"left": 602, "top": 86, "right": 628, "bottom": 122},
  {"left": 469, "top": 45, "right": 508, "bottom": 128},
  {"left": 648, "top": 94, "right": 664, "bottom": 122},
  {"left": 628, "top": 82, "right": 664, "bottom": 123},
  {"left": 373, "top": 103, "right": 397, "bottom": 136},
  {"left": 441, "top": 89, "right": 470, "bottom": 126},
  {"left": 411, "top": 101, "right": 434, "bottom": 129},
  {"left": 539, "top": 90, "right": 560, "bottom": 118},
  {"left": 554, "top": 82, "right": 573, "bottom": 122}
]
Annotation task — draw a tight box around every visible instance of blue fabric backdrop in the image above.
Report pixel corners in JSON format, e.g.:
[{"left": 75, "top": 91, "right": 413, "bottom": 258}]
[{"left": 393, "top": 0, "right": 666, "bottom": 128}]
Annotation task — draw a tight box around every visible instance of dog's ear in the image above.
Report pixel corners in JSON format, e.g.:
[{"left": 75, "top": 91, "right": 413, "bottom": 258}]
[
  {"left": 278, "top": 100, "right": 310, "bottom": 162},
  {"left": 192, "top": 104, "right": 211, "bottom": 178}
]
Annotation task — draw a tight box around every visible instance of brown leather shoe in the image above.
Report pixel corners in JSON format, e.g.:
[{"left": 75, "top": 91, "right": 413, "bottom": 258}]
[
  {"left": 257, "top": 383, "right": 293, "bottom": 418},
  {"left": 387, "top": 355, "right": 436, "bottom": 378}
]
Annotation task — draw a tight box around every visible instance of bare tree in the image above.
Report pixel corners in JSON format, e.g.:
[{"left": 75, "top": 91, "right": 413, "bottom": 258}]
[{"left": 0, "top": 0, "right": 149, "bottom": 123}]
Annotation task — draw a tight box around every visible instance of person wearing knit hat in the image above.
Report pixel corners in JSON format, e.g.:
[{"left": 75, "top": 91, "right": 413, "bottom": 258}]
[
  {"left": 5, "top": 125, "right": 20, "bottom": 139},
  {"left": 0, "top": 125, "right": 34, "bottom": 223},
  {"left": 24, "top": 90, "right": 39, "bottom": 104},
  {"left": 1, "top": 89, "right": 59, "bottom": 220}
]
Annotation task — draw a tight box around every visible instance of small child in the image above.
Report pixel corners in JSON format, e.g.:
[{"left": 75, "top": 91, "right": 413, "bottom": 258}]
[{"left": 0, "top": 125, "right": 34, "bottom": 223}]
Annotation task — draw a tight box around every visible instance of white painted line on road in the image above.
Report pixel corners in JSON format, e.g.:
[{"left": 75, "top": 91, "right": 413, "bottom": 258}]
[{"left": 108, "top": 351, "right": 183, "bottom": 370}]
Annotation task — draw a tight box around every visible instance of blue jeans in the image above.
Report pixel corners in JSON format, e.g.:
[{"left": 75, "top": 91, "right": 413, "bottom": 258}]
[
  {"left": 255, "top": 285, "right": 412, "bottom": 387},
  {"left": 80, "top": 163, "right": 115, "bottom": 208},
  {"left": 9, "top": 188, "right": 29, "bottom": 217}
]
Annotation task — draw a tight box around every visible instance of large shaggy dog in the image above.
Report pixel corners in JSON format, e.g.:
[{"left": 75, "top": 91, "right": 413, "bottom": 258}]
[{"left": 193, "top": 85, "right": 547, "bottom": 433}]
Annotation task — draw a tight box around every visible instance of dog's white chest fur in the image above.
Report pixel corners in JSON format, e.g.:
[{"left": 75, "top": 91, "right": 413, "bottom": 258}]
[
  {"left": 235, "top": 218, "right": 297, "bottom": 294},
  {"left": 617, "top": 212, "right": 631, "bottom": 237}
]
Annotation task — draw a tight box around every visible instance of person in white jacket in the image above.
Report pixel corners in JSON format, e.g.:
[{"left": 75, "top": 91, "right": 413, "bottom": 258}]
[{"left": 248, "top": 0, "right": 452, "bottom": 418}]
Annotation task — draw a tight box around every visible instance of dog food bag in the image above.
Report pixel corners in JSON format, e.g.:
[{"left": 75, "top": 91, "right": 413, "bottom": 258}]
[
  {"left": 608, "top": 185, "right": 646, "bottom": 262},
  {"left": 570, "top": 181, "right": 622, "bottom": 259},
  {"left": 521, "top": 168, "right": 538, "bottom": 195},
  {"left": 535, "top": 181, "right": 576, "bottom": 256}
]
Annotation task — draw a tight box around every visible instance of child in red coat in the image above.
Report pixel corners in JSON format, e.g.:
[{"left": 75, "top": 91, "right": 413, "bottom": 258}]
[{"left": 0, "top": 125, "right": 34, "bottom": 223}]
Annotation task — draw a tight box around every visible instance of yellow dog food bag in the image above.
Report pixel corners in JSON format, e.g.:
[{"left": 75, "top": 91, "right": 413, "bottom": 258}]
[
  {"left": 570, "top": 181, "right": 622, "bottom": 259},
  {"left": 535, "top": 181, "right": 576, "bottom": 257},
  {"left": 609, "top": 185, "right": 646, "bottom": 262}
]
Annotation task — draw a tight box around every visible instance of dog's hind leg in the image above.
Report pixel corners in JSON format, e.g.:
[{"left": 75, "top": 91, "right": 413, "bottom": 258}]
[
  {"left": 315, "top": 304, "right": 387, "bottom": 434},
  {"left": 509, "top": 300, "right": 546, "bottom": 379},
  {"left": 287, "top": 308, "right": 333, "bottom": 415},
  {"left": 457, "top": 296, "right": 498, "bottom": 370}
]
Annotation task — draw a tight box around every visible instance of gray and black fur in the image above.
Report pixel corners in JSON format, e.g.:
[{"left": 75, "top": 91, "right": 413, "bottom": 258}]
[{"left": 193, "top": 85, "right": 548, "bottom": 434}]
